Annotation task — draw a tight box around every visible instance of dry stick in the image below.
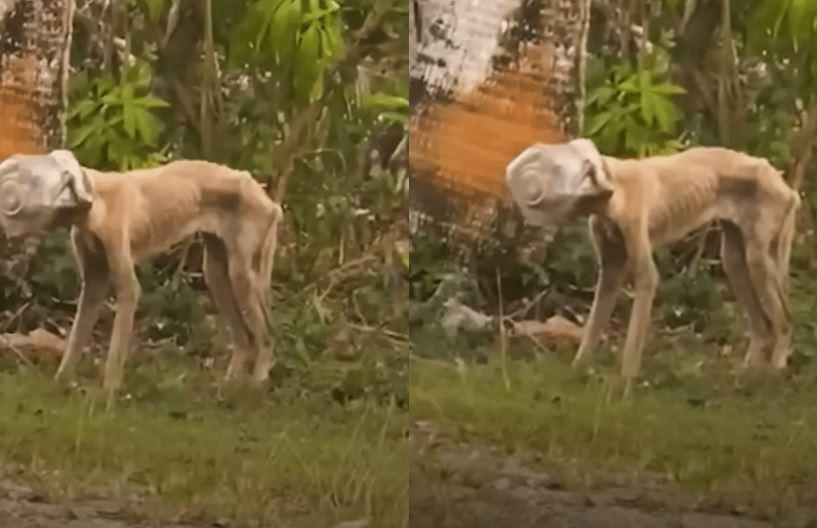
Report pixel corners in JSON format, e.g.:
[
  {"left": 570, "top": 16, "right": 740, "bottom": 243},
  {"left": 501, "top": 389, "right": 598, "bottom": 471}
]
[
  {"left": 576, "top": 0, "right": 592, "bottom": 135},
  {"left": 495, "top": 268, "right": 511, "bottom": 392},
  {"left": 169, "top": 79, "right": 202, "bottom": 136},
  {"left": 690, "top": 1, "right": 737, "bottom": 268},
  {"left": 716, "top": 0, "right": 732, "bottom": 147},
  {"left": 506, "top": 286, "right": 551, "bottom": 320},
  {"left": 200, "top": 0, "right": 216, "bottom": 160},
  {"left": 171, "top": 0, "right": 221, "bottom": 279}
]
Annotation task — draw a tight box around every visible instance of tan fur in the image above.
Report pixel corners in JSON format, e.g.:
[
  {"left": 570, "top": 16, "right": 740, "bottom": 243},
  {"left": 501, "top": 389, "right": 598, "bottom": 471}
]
[
  {"left": 55, "top": 160, "right": 283, "bottom": 393},
  {"left": 571, "top": 147, "right": 799, "bottom": 392}
]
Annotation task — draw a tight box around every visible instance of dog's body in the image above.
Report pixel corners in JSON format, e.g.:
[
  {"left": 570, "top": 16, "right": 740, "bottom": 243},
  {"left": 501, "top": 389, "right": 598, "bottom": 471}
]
[
  {"left": 507, "top": 142, "right": 800, "bottom": 392},
  {"left": 0, "top": 153, "right": 282, "bottom": 393}
]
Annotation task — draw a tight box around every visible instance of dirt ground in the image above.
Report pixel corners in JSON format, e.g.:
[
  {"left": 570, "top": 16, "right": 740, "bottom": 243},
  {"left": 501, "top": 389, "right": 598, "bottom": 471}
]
[
  {"left": 409, "top": 421, "right": 774, "bottom": 528},
  {"left": 0, "top": 480, "right": 208, "bottom": 528}
]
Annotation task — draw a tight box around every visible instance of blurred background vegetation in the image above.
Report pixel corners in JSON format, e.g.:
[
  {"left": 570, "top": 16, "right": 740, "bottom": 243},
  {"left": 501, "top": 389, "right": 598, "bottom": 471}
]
[{"left": 1, "top": 0, "right": 408, "bottom": 405}]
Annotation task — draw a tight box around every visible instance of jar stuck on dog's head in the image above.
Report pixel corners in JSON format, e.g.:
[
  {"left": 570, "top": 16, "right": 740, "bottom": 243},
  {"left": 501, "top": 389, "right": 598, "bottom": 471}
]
[{"left": 0, "top": 150, "right": 93, "bottom": 237}]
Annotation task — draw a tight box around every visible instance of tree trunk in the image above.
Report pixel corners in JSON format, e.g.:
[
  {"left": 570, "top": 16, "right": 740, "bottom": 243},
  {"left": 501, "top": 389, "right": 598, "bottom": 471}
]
[
  {"left": 409, "top": 0, "right": 590, "bottom": 266},
  {"left": 0, "top": 0, "right": 73, "bottom": 310}
]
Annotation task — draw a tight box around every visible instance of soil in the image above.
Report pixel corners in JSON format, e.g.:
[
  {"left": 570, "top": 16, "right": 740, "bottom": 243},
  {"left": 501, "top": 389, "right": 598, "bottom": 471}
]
[
  {"left": 409, "top": 420, "right": 775, "bottom": 528},
  {"left": 0, "top": 480, "right": 208, "bottom": 528}
]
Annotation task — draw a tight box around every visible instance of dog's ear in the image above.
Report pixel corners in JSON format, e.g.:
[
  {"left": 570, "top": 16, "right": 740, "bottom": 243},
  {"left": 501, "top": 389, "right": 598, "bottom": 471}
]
[
  {"left": 568, "top": 138, "right": 614, "bottom": 193},
  {"left": 50, "top": 149, "right": 93, "bottom": 205}
]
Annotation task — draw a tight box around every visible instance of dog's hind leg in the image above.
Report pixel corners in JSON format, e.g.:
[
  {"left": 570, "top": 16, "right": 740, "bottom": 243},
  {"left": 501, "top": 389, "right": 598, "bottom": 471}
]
[{"left": 202, "top": 233, "right": 254, "bottom": 380}]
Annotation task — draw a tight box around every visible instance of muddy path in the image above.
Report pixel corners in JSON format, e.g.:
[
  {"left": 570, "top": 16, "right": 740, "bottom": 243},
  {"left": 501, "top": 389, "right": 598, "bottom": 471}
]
[
  {"left": 409, "top": 421, "right": 774, "bottom": 528},
  {"left": 0, "top": 480, "right": 208, "bottom": 528}
]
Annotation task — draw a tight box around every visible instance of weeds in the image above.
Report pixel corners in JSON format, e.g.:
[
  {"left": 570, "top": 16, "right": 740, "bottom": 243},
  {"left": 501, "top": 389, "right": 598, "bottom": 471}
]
[
  {"left": 410, "top": 322, "right": 817, "bottom": 521},
  {"left": 0, "top": 352, "right": 408, "bottom": 528}
]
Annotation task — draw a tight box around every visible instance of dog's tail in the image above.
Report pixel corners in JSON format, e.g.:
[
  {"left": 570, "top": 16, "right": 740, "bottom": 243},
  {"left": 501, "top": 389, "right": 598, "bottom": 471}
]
[
  {"left": 258, "top": 200, "right": 283, "bottom": 330},
  {"left": 774, "top": 189, "right": 800, "bottom": 319}
]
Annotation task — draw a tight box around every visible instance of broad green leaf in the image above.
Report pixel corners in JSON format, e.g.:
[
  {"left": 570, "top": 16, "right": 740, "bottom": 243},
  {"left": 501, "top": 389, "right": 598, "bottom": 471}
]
[
  {"left": 133, "top": 107, "right": 164, "bottom": 146},
  {"left": 123, "top": 104, "right": 137, "bottom": 139},
  {"left": 652, "top": 95, "right": 680, "bottom": 133},
  {"left": 254, "top": 1, "right": 276, "bottom": 53},
  {"left": 101, "top": 90, "right": 122, "bottom": 105},
  {"left": 275, "top": 0, "right": 302, "bottom": 62},
  {"left": 68, "top": 99, "right": 100, "bottom": 120},
  {"left": 624, "top": 119, "right": 649, "bottom": 152},
  {"left": 618, "top": 78, "right": 639, "bottom": 93},
  {"left": 618, "top": 101, "right": 642, "bottom": 116},
  {"left": 379, "top": 111, "right": 408, "bottom": 125},
  {"left": 68, "top": 122, "right": 99, "bottom": 148},
  {"left": 649, "top": 82, "right": 687, "bottom": 95},
  {"left": 641, "top": 91, "right": 654, "bottom": 125},
  {"left": 638, "top": 70, "right": 651, "bottom": 92},
  {"left": 121, "top": 83, "right": 135, "bottom": 103},
  {"left": 586, "top": 111, "right": 615, "bottom": 136},
  {"left": 105, "top": 114, "right": 125, "bottom": 127},
  {"left": 134, "top": 95, "right": 170, "bottom": 108},
  {"left": 310, "top": 65, "right": 325, "bottom": 101},
  {"left": 363, "top": 93, "right": 409, "bottom": 111},
  {"left": 94, "top": 76, "right": 115, "bottom": 95},
  {"left": 294, "top": 23, "right": 321, "bottom": 100},
  {"left": 586, "top": 86, "right": 616, "bottom": 106}
]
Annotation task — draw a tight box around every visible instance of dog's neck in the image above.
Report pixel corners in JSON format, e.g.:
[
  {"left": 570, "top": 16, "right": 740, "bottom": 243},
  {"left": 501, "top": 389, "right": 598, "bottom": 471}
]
[{"left": 576, "top": 190, "right": 613, "bottom": 215}]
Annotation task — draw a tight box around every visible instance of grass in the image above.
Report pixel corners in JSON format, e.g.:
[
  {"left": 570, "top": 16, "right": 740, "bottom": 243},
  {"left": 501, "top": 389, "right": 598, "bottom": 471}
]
[
  {"left": 0, "top": 351, "right": 408, "bottom": 528},
  {"left": 410, "top": 329, "right": 817, "bottom": 522}
]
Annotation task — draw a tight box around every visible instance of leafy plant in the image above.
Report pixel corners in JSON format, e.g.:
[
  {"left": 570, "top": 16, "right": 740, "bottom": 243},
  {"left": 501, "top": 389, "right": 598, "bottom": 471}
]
[
  {"left": 66, "top": 63, "right": 169, "bottom": 170},
  {"left": 584, "top": 52, "right": 686, "bottom": 157},
  {"left": 228, "top": 0, "right": 345, "bottom": 103},
  {"left": 747, "top": 0, "right": 817, "bottom": 86},
  {"left": 363, "top": 92, "right": 409, "bottom": 125}
]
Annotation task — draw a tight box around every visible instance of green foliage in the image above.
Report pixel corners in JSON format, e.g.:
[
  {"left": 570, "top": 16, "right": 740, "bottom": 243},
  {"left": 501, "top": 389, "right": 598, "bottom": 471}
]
[
  {"left": 363, "top": 92, "right": 410, "bottom": 125},
  {"left": 0, "top": 366, "right": 407, "bottom": 527},
  {"left": 228, "top": 0, "right": 345, "bottom": 103},
  {"left": 26, "top": 235, "right": 80, "bottom": 304},
  {"left": 544, "top": 222, "right": 598, "bottom": 290},
  {"left": 584, "top": 52, "right": 686, "bottom": 157},
  {"left": 67, "top": 64, "right": 169, "bottom": 170},
  {"left": 411, "top": 350, "right": 817, "bottom": 522},
  {"left": 748, "top": 0, "right": 817, "bottom": 85}
]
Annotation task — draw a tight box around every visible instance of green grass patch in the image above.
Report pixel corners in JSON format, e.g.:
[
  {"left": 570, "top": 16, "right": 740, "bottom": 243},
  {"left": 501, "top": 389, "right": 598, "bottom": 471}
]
[
  {"left": 410, "top": 339, "right": 817, "bottom": 521},
  {"left": 0, "top": 355, "right": 407, "bottom": 528}
]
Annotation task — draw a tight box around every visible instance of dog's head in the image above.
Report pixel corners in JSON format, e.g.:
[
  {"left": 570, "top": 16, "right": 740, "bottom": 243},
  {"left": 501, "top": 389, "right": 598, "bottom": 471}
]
[
  {"left": 505, "top": 138, "right": 614, "bottom": 227},
  {"left": 0, "top": 149, "right": 93, "bottom": 237}
]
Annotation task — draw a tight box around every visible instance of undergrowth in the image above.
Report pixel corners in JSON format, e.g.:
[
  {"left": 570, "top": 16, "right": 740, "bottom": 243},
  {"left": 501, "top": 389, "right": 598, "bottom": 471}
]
[
  {"left": 410, "top": 268, "right": 817, "bottom": 523},
  {"left": 0, "top": 350, "right": 408, "bottom": 528}
]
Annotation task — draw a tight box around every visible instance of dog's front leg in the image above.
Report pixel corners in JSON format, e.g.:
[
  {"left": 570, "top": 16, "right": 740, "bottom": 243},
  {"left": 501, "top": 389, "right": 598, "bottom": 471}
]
[
  {"left": 55, "top": 232, "right": 111, "bottom": 383},
  {"left": 103, "top": 255, "right": 141, "bottom": 394},
  {"left": 56, "top": 271, "right": 110, "bottom": 383},
  {"left": 573, "top": 216, "right": 628, "bottom": 369},
  {"left": 619, "top": 227, "right": 658, "bottom": 396}
]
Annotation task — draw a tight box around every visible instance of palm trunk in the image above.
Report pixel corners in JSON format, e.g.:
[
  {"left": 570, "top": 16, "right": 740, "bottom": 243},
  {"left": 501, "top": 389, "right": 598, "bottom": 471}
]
[
  {"left": 409, "top": 0, "right": 590, "bottom": 265},
  {"left": 0, "top": 0, "right": 73, "bottom": 310}
]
